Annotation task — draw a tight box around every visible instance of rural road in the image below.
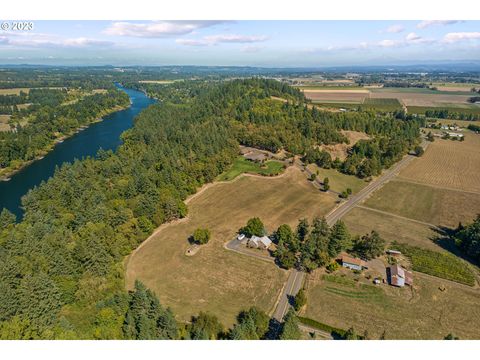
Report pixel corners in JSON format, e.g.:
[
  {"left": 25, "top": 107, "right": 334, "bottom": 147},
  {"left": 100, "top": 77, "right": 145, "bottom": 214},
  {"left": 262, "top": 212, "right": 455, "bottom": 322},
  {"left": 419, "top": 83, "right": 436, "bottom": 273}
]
[{"left": 272, "top": 140, "right": 429, "bottom": 323}]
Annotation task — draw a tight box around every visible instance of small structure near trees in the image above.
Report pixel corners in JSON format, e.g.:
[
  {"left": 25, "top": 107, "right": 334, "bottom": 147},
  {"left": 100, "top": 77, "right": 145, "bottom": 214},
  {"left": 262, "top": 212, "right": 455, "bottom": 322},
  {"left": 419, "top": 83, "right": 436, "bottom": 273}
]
[
  {"left": 341, "top": 254, "right": 365, "bottom": 271},
  {"left": 387, "top": 264, "right": 413, "bottom": 287}
]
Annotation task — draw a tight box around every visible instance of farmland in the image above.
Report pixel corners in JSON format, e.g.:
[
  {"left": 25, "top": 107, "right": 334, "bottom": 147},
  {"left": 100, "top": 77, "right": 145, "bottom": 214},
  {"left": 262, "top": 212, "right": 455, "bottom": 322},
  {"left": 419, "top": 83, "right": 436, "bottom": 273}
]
[
  {"left": 303, "top": 89, "right": 369, "bottom": 103},
  {"left": 303, "top": 270, "right": 480, "bottom": 339},
  {"left": 343, "top": 206, "right": 440, "bottom": 251},
  {"left": 390, "top": 243, "right": 476, "bottom": 286},
  {"left": 362, "top": 98, "right": 403, "bottom": 112},
  {"left": 363, "top": 179, "right": 480, "bottom": 228},
  {"left": 303, "top": 86, "right": 474, "bottom": 108},
  {"left": 398, "top": 135, "right": 480, "bottom": 193},
  {"left": 126, "top": 167, "right": 337, "bottom": 326},
  {"left": 0, "top": 88, "right": 30, "bottom": 95},
  {"left": 217, "top": 156, "right": 285, "bottom": 181}
]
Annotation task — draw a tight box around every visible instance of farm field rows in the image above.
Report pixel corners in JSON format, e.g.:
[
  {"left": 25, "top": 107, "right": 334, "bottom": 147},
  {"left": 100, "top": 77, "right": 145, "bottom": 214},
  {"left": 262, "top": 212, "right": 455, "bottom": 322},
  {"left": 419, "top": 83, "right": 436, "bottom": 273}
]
[
  {"left": 303, "top": 271, "right": 480, "bottom": 339},
  {"left": 126, "top": 167, "right": 337, "bottom": 326},
  {"left": 0, "top": 114, "right": 11, "bottom": 132},
  {"left": 363, "top": 179, "right": 480, "bottom": 228},
  {"left": 302, "top": 89, "right": 369, "bottom": 103},
  {"left": 398, "top": 135, "right": 480, "bottom": 193}
]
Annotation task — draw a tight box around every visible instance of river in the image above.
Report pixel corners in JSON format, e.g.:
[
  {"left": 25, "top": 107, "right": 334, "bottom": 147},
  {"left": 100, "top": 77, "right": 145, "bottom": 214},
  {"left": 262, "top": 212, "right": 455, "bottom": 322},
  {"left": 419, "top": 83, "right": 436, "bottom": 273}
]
[{"left": 0, "top": 86, "right": 155, "bottom": 219}]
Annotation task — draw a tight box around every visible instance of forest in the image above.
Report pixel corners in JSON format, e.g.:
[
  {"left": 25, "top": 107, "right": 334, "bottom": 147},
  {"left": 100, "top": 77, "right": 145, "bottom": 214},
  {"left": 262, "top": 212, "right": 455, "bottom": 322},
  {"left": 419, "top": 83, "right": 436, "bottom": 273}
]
[
  {"left": 0, "top": 78, "right": 420, "bottom": 339},
  {"left": 0, "top": 89, "right": 130, "bottom": 173}
]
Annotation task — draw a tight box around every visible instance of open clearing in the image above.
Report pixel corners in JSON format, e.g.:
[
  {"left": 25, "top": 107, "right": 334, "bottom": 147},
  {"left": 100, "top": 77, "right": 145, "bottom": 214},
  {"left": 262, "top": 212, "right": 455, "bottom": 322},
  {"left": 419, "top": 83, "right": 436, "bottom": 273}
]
[
  {"left": 306, "top": 165, "right": 367, "bottom": 195},
  {"left": 315, "top": 130, "right": 370, "bottom": 161},
  {"left": 126, "top": 167, "right": 337, "bottom": 326},
  {"left": 217, "top": 156, "right": 285, "bottom": 182},
  {"left": 342, "top": 207, "right": 440, "bottom": 251},
  {"left": 304, "top": 271, "right": 480, "bottom": 339},
  {"left": 363, "top": 179, "right": 480, "bottom": 228},
  {"left": 398, "top": 135, "right": 480, "bottom": 193}
]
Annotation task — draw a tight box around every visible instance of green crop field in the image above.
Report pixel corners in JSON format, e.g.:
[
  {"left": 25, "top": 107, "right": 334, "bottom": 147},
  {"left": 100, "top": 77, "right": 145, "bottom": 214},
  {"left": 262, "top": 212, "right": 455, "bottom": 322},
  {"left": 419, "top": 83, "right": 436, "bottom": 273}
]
[
  {"left": 390, "top": 243, "right": 476, "bottom": 286},
  {"left": 217, "top": 157, "right": 285, "bottom": 181},
  {"left": 362, "top": 98, "right": 403, "bottom": 112}
]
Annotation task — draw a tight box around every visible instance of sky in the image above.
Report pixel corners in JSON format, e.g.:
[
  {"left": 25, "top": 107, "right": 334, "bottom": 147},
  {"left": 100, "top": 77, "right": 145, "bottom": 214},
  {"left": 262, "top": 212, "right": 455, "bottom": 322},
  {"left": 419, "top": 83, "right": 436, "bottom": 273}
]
[{"left": 0, "top": 20, "right": 479, "bottom": 67}]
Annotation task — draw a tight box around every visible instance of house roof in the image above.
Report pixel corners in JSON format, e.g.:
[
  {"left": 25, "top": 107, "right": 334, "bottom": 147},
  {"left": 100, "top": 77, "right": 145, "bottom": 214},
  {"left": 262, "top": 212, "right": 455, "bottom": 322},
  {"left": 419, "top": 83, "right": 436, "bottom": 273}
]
[
  {"left": 390, "top": 264, "right": 405, "bottom": 278},
  {"left": 341, "top": 254, "right": 364, "bottom": 267},
  {"left": 250, "top": 235, "right": 261, "bottom": 244},
  {"left": 244, "top": 152, "right": 267, "bottom": 161},
  {"left": 259, "top": 235, "right": 272, "bottom": 247}
]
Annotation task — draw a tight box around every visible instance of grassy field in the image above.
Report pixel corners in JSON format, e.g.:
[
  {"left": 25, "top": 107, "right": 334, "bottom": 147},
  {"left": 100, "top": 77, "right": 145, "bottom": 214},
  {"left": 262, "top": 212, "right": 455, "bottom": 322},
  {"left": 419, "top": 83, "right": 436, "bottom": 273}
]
[
  {"left": 398, "top": 135, "right": 480, "bottom": 193},
  {"left": 306, "top": 165, "right": 367, "bottom": 194},
  {"left": 431, "top": 119, "right": 480, "bottom": 128},
  {"left": 370, "top": 91, "right": 472, "bottom": 107},
  {"left": 363, "top": 179, "right": 480, "bottom": 228},
  {"left": 362, "top": 98, "right": 403, "bottom": 112},
  {"left": 343, "top": 207, "right": 440, "bottom": 251},
  {"left": 370, "top": 87, "right": 472, "bottom": 95},
  {"left": 217, "top": 157, "right": 285, "bottom": 182},
  {"left": 125, "top": 167, "right": 337, "bottom": 326},
  {"left": 390, "top": 243, "right": 476, "bottom": 286},
  {"left": 304, "top": 270, "right": 480, "bottom": 339}
]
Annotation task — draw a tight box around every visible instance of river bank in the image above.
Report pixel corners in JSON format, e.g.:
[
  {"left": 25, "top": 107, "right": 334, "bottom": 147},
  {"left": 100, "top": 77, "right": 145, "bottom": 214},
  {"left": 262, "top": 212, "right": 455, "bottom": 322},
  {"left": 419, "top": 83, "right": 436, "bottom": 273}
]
[{"left": 0, "top": 103, "right": 129, "bottom": 181}]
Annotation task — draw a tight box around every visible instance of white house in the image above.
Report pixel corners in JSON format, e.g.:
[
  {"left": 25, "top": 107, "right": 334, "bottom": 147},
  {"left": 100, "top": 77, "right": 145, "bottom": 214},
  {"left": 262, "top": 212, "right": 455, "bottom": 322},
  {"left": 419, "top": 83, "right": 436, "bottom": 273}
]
[
  {"left": 248, "top": 235, "right": 272, "bottom": 250},
  {"left": 237, "top": 233, "right": 246, "bottom": 241}
]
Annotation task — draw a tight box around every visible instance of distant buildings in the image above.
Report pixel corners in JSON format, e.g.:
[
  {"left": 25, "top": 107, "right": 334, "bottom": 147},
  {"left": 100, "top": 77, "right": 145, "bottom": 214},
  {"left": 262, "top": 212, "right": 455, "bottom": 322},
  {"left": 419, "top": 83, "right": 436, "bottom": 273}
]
[
  {"left": 341, "top": 254, "right": 365, "bottom": 271},
  {"left": 445, "top": 131, "right": 464, "bottom": 139},
  {"left": 388, "top": 264, "right": 413, "bottom": 287}
]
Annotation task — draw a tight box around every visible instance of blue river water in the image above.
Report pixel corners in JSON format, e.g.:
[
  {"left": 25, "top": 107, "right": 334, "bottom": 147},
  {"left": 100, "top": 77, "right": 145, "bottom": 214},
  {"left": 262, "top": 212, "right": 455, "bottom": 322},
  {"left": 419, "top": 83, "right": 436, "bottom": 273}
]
[{"left": 0, "top": 86, "right": 155, "bottom": 219}]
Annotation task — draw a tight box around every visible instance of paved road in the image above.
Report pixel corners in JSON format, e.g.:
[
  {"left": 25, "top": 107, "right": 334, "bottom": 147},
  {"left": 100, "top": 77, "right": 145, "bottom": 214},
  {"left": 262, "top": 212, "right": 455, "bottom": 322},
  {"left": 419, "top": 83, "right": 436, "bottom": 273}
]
[
  {"left": 298, "top": 324, "right": 334, "bottom": 340},
  {"left": 271, "top": 140, "right": 429, "bottom": 323},
  {"left": 272, "top": 269, "right": 304, "bottom": 321}
]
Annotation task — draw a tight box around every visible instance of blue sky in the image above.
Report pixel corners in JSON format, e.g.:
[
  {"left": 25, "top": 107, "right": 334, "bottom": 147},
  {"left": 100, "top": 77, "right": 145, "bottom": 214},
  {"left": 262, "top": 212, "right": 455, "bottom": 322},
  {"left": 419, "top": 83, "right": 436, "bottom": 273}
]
[{"left": 0, "top": 20, "right": 479, "bottom": 66}]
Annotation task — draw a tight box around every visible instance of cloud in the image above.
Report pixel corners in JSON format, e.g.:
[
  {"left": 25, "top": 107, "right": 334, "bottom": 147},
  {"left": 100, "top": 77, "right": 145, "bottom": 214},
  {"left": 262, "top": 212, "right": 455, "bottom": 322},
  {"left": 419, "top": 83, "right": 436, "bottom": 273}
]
[
  {"left": 382, "top": 24, "right": 405, "bottom": 34},
  {"left": 176, "top": 34, "right": 268, "bottom": 46},
  {"left": 417, "top": 20, "right": 463, "bottom": 29},
  {"left": 104, "top": 21, "right": 227, "bottom": 38},
  {"left": 378, "top": 39, "right": 399, "bottom": 48},
  {"left": 0, "top": 32, "right": 114, "bottom": 48},
  {"left": 443, "top": 32, "right": 480, "bottom": 43},
  {"left": 241, "top": 45, "right": 264, "bottom": 53}
]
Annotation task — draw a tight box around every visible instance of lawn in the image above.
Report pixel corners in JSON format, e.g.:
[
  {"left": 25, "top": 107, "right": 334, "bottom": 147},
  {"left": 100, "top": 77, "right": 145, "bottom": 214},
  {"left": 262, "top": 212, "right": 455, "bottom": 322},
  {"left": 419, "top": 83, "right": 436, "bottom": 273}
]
[
  {"left": 304, "top": 269, "right": 480, "bottom": 339},
  {"left": 306, "top": 165, "right": 367, "bottom": 194},
  {"left": 217, "top": 156, "right": 285, "bottom": 181},
  {"left": 126, "top": 167, "right": 337, "bottom": 326},
  {"left": 363, "top": 179, "right": 480, "bottom": 228}
]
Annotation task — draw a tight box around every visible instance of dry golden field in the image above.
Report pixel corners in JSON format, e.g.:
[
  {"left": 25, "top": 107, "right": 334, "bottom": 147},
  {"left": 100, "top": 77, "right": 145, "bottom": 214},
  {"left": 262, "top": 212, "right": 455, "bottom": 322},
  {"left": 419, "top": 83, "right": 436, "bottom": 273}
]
[
  {"left": 126, "top": 167, "right": 337, "bottom": 326},
  {"left": 343, "top": 206, "right": 440, "bottom": 251},
  {"left": 363, "top": 179, "right": 480, "bottom": 228},
  {"left": 0, "top": 88, "right": 30, "bottom": 95},
  {"left": 303, "top": 270, "right": 480, "bottom": 339},
  {"left": 398, "top": 135, "right": 480, "bottom": 193},
  {"left": 317, "top": 130, "right": 370, "bottom": 161},
  {"left": 303, "top": 89, "right": 369, "bottom": 103},
  {"left": 0, "top": 115, "right": 11, "bottom": 132}
]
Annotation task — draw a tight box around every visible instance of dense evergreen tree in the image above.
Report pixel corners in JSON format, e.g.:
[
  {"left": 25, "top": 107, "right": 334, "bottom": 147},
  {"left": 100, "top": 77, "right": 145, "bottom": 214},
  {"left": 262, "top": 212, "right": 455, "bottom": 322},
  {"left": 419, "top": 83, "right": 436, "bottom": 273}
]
[{"left": 279, "top": 309, "right": 301, "bottom": 340}]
